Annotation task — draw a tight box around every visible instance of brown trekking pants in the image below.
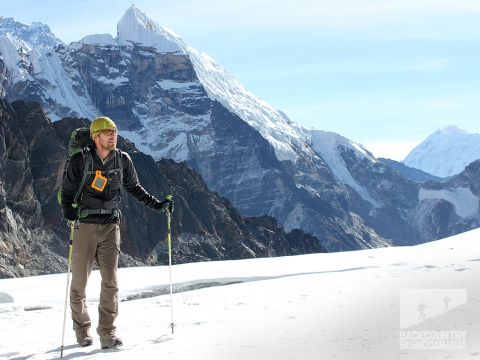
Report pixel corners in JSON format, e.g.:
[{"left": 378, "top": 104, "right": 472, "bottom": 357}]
[{"left": 70, "top": 222, "right": 120, "bottom": 336}]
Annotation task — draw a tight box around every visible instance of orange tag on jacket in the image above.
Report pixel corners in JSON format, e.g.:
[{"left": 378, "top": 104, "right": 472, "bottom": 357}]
[{"left": 91, "top": 170, "right": 108, "bottom": 192}]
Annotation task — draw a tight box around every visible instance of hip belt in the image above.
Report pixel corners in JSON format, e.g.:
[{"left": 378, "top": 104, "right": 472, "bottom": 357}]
[{"left": 78, "top": 208, "right": 122, "bottom": 219}]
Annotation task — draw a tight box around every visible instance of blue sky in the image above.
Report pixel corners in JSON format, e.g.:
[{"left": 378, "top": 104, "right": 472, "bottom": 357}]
[{"left": 2, "top": 0, "right": 480, "bottom": 160}]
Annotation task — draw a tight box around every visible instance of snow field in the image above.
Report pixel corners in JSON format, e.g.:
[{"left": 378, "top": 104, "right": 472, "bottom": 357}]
[{"left": 0, "top": 229, "right": 479, "bottom": 359}]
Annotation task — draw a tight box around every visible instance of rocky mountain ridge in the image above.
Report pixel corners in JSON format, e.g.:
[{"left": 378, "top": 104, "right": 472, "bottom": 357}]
[
  {"left": 378, "top": 158, "right": 444, "bottom": 183},
  {"left": 0, "top": 99, "right": 326, "bottom": 278},
  {"left": 0, "top": 9, "right": 389, "bottom": 252}
]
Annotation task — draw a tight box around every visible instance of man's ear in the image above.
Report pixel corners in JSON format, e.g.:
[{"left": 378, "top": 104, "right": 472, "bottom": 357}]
[{"left": 91, "top": 134, "right": 99, "bottom": 145}]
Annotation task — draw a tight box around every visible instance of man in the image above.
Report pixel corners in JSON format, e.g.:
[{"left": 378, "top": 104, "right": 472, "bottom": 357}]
[{"left": 61, "top": 116, "right": 173, "bottom": 349}]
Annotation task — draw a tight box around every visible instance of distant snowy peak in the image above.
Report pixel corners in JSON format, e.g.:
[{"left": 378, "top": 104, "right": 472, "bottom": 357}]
[
  {"left": 116, "top": 5, "right": 183, "bottom": 53},
  {"left": 403, "top": 125, "right": 480, "bottom": 177},
  {"left": 0, "top": 17, "right": 98, "bottom": 120},
  {"left": 0, "top": 17, "right": 63, "bottom": 85},
  {"left": 437, "top": 125, "right": 468, "bottom": 135},
  {"left": 78, "top": 5, "right": 184, "bottom": 50},
  {"left": 0, "top": 17, "right": 62, "bottom": 48}
]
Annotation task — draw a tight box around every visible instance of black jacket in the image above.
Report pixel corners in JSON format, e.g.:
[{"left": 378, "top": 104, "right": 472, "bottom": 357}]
[{"left": 61, "top": 146, "right": 162, "bottom": 223}]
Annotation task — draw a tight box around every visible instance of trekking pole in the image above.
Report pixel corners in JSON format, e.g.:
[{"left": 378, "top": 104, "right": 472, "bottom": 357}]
[
  {"left": 60, "top": 221, "right": 74, "bottom": 358},
  {"left": 166, "top": 205, "right": 175, "bottom": 334}
]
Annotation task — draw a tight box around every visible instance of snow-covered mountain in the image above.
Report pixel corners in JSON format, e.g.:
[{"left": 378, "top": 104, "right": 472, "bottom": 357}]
[
  {"left": 2, "top": 6, "right": 479, "bottom": 252},
  {"left": 0, "top": 16, "right": 97, "bottom": 120},
  {"left": 0, "top": 17, "right": 61, "bottom": 48},
  {"left": 115, "top": 5, "right": 312, "bottom": 163},
  {"left": 1, "top": 5, "right": 309, "bottom": 163},
  {"left": 1, "top": 228, "right": 479, "bottom": 359},
  {"left": 403, "top": 125, "right": 480, "bottom": 177},
  {"left": 0, "top": 6, "right": 381, "bottom": 252}
]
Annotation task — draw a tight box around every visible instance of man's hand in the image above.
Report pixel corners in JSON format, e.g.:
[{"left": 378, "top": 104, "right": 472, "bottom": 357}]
[
  {"left": 64, "top": 207, "right": 78, "bottom": 221},
  {"left": 164, "top": 195, "right": 174, "bottom": 213},
  {"left": 155, "top": 195, "right": 174, "bottom": 213}
]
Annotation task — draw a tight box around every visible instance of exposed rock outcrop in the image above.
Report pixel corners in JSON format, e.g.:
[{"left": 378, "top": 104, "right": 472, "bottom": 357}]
[{"left": 0, "top": 100, "right": 327, "bottom": 278}]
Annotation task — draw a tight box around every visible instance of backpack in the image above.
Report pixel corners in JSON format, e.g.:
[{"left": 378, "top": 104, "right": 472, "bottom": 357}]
[{"left": 57, "top": 127, "right": 123, "bottom": 211}]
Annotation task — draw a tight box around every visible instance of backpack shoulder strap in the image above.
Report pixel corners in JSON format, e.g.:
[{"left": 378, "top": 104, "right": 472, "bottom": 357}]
[
  {"left": 73, "top": 149, "right": 93, "bottom": 205},
  {"left": 116, "top": 149, "right": 124, "bottom": 185}
]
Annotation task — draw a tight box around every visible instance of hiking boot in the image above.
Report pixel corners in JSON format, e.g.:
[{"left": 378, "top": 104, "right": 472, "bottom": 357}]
[
  {"left": 100, "top": 330, "right": 123, "bottom": 349},
  {"left": 75, "top": 329, "right": 93, "bottom": 347}
]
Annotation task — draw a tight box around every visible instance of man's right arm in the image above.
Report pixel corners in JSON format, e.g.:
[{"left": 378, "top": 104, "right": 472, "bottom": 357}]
[{"left": 61, "top": 154, "right": 83, "bottom": 221}]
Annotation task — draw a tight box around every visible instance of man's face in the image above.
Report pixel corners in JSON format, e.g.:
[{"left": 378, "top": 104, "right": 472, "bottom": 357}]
[{"left": 95, "top": 127, "right": 117, "bottom": 151}]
